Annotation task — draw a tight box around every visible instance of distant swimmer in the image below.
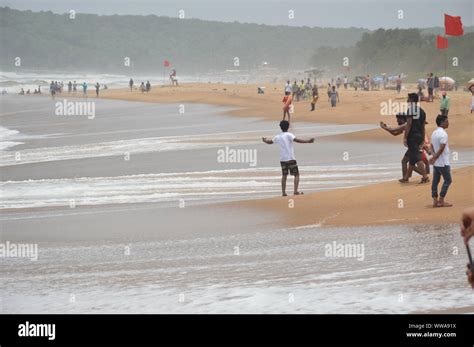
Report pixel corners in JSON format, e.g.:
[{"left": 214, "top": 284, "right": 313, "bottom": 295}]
[
  {"left": 282, "top": 91, "right": 293, "bottom": 122},
  {"left": 82, "top": 82, "right": 88, "bottom": 98},
  {"left": 262, "top": 120, "right": 314, "bottom": 197},
  {"left": 129, "top": 78, "right": 134, "bottom": 92},
  {"left": 95, "top": 82, "right": 100, "bottom": 97}
]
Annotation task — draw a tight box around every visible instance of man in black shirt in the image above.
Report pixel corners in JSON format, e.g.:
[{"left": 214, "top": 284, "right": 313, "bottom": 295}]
[{"left": 401, "top": 93, "right": 429, "bottom": 183}]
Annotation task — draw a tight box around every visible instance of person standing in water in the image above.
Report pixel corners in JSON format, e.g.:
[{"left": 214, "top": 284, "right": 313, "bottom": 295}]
[
  {"left": 82, "top": 82, "right": 88, "bottom": 98},
  {"left": 401, "top": 93, "right": 429, "bottom": 184},
  {"left": 262, "top": 120, "right": 315, "bottom": 196}
]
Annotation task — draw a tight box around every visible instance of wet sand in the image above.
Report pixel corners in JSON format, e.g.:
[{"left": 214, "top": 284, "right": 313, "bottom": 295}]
[
  {"left": 1, "top": 90, "right": 473, "bottom": 314},
  {"left": 99, "top": 83, "right": 474, "bottom": 148}
]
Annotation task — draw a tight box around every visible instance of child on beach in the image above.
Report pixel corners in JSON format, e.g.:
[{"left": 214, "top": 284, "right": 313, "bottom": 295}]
[
  {"left": 262, "top": 120, "right": 314, "bottom": 196},
  {"left": 329, "top": 86, "right": 339, "bottom": 107},
  {"left": 282, "top": 92, "right": 293, "bottom": 122}
]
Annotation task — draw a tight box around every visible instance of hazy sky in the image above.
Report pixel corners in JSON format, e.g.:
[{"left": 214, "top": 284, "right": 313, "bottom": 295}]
[{"left": 1, "top": 0, "right": 472, "bottom": 29}]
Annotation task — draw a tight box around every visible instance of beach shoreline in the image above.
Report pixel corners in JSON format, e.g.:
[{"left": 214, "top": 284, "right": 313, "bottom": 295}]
[{"left": 93, "top": 83, "right": 473, "bottom": 227}]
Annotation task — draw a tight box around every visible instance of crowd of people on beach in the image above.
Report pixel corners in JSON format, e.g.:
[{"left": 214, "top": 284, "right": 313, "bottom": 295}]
[{"left": 46, "top": 81, "right": 107, "bottom": 99}]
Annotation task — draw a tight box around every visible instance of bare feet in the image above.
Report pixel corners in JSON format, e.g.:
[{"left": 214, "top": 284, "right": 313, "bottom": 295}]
[
  {"left": 282, "top": 193, "right": 288, "bottom": 197},
  {"left": 399, "top": 178, "right": 409, "bottom": 183},
  {"left": 437, "top": 201, "right": 453, "bottom": 207},
  {"left": 433, "top": 198, "right": 439, "bottom": 208},
  {"left": 294, "top": 191, "right": 304, "bottom": 195},
  {"left": 419, "top": 177, "right": 430, "bottom": 184}
]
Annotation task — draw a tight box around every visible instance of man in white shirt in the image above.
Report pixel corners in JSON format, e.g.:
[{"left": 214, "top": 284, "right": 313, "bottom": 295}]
[
  {"left": 430, "top": 115, "right": 452, "bottom": 207},
  {"left": 285, "top": 80, "right": 293, "bottom": 94},
  {"left": 262, "top": 120, "right": 315, "bottom": 196}
]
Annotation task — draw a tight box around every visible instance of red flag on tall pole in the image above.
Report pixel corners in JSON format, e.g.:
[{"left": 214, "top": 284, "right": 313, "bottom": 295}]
[
  {"left": 163, "top": 60, "right": 171, "bottom": 67},
  {"left": 436, "top": 35, "right": 449, "bottom": 49},
  {"left": 444, "top": 14, "right": 464, "bottom": 36}
]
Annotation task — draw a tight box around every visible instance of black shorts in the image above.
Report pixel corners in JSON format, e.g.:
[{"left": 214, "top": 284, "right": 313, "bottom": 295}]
[
  {"left": 407, "top": 137, "right": 423, "bottom": 165},
  {"left": 280, "top": 160, "right": 299, "bottom": 176}
]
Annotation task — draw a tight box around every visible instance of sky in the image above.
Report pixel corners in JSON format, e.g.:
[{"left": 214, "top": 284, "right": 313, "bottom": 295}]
[{"left": 1, "top": 0, "right": 472, "bottom": 29}]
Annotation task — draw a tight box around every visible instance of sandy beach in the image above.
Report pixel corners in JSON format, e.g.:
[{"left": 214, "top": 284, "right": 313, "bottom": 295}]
[
  {"left": 1, "top": 83, "right": 473, "bottom": 314},
  {"left": 97, "top": 83, "right": 474, "bottom": 227}
]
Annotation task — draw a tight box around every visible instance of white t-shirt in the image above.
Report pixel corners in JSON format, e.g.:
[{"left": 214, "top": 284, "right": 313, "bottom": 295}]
[
  {"left": 273, "top": 132, "right": 296, "bottom": 162},
  {"left": 431, "top": 127, "right": 450, "bottom": 167},
  {"left": 285, "top": 83, "right": 293, "bottom": 94}
]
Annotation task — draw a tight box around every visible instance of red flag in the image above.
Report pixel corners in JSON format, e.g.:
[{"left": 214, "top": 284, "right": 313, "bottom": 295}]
[
  {"left": 163, "top": 60, "right": 170, "bottom": 67},
  {"left": 444, "top": 14, "right": 464, "bottom": 36},
  {"left": 436, "top": 35, "right": 449, "bottom": 49}
]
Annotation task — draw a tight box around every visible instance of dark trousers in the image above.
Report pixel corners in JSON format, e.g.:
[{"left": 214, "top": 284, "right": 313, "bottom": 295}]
[
  {"left": 440, "top": 108, "right": 449, "bottom": 117},
  {"left": 431, "top": 165, "right": 452, "bottom": 198}
]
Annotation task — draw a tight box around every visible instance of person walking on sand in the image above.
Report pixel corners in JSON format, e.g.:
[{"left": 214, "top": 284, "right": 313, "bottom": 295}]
[
  {"left": 73, "top": 81, "right": 77, "bottom": 95},
  {"left": 329, "top": 86, "right": 339, "bottom": 107},
  {"left": 427, "top": 73, "right": 434, "bottom": 102},
  {"left": 95, "top": 82, "right": 100, "bottom": 97},
  {"left": 430, "top": 115, "right": 452, "bottom": 207},
  {"left": 285, "top": 80, "right": 292, "bottom": 94},
  {"left": 380, "top": 113, "right": 430, "bottom": 180},
  {"left": 82, "top": 82, "right": 88, "bottom": 98},
  {"left": 470, "top": 84, "right": 474, "bottom": 114},
  {"left": 68, "top": 81, "right": 72, "bottom": 93},
  {"left": 396, "top": 75, "right": 402, "bottom": 94},
  {"left": 282, "top": 91, "right": 293, "bottom": 122},
  {"left": 146, "top": 80, "right": 151, "bottom": 92},
  {"left": 440, "top": 91, "right": 450, "bottom": 117},
  {"left": 310, "top": 85, "right": 319, "bottom": 111},
  {"left": 343, "top": 76, "right": 348, "bottom": 89},
  {"left": 401, "top": 93, "right": 429, "bottom": 184},
  {"left": 327, "top": 83, "right": 332, "bottom": 102},
  {"left": 262, "top": 120, "right": 315, "bottom": 196},
  {"left": 129, "top": 78, "right": 134, "bottom": 92}
]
